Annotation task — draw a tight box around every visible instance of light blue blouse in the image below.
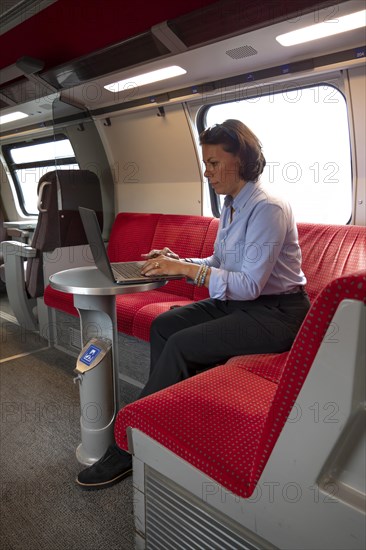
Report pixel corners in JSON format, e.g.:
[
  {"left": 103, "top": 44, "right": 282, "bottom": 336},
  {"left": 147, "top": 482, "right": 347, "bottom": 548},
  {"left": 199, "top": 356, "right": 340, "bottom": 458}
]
[{"left": 192, "top": 181, "right": 307, "bottom": 301}]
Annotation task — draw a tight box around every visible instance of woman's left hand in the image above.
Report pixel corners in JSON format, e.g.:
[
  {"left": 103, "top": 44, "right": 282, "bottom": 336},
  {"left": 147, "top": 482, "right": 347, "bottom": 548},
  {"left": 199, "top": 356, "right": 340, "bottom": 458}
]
[{"left": 141, "top": 255, "right": 183, "bottom": 277}]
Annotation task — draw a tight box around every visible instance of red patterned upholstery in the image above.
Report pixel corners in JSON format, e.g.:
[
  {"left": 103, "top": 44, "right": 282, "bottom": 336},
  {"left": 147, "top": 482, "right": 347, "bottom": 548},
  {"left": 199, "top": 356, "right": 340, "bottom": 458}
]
[
  {"left": 115, "top": 291, "right": 192, "bottom": 337},
  {"left": 115, "top": 365, "right": 277, "bottom": 496},
  {"left": 297, "top": 223, "right": 366, "bottom": 302},
  {"left": 225, "top": 352, "right": 288, "bottom": 384},
  {"left": 115, "top": 271, "right": 366, "bottom": 498},
  {"left": 132, "top": 300, "right": 192, "bottom": 341},
  {"left": 44, "top": 285, "right": 76, "bottom": 316},
  {"left": 44, "top": 212, "right": 212, "bottom": 321},
  {"left": 107, "top": 213, "right": 161, "bottom": 262},
  {"left": 151, "top": 214, "right": 213, "bottom": 299},
  {"left": 44, "top": 215, "right": 366, "bottom": 345},
  {"left": 193, "top": 218, "right": 220, "bottom": 301},
  {"left": 250, "top": 270, "right": 366, "bottom": 492}
]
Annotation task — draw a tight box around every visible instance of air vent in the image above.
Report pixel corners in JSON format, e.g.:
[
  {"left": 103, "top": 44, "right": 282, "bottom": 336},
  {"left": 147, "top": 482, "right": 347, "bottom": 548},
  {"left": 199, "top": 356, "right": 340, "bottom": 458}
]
[
  {"left": 226, "top": 45, "right": 258, "bottom": 59},
  {"left": 145, "top": 467, "right": 266, "bottom": 549},
  {"left": 167, "top": 0, "right": 331, "bottom": 48},
  {"left": 41, "top": 31, "right": 170, "bottom": 89}
]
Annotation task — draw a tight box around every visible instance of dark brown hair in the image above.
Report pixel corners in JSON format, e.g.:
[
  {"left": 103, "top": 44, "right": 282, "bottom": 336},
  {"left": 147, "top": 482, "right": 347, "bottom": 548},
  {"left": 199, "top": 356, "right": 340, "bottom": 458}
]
[{"left": 199, "top": 119, "right": 266, "bottom": 182}]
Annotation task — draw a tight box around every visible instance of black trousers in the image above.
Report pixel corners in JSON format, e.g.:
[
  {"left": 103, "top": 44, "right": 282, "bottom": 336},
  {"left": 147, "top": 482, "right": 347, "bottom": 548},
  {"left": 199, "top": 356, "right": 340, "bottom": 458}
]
[{"left": 139, "top": 291, "right": 310, "bottom": 399}]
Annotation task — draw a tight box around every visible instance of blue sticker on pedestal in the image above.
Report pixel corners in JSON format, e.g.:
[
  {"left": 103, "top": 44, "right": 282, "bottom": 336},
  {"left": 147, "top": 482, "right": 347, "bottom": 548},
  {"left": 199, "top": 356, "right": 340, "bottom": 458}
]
[{"left": 80, "top": 344, "right": 102, "bottom": 366}]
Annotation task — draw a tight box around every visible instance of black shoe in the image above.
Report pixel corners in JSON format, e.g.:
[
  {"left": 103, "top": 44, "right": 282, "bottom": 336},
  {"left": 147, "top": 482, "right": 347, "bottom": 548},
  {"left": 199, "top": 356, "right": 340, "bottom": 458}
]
[{"left": 76, "top": 443, "right": 132, "bottom": 490}]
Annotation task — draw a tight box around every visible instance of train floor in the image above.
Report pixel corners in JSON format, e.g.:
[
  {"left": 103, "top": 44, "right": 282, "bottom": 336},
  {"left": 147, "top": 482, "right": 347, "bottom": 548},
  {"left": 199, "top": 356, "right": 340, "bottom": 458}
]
[{"left": 0, "top": 289, "right": 136, "bottom": 550}]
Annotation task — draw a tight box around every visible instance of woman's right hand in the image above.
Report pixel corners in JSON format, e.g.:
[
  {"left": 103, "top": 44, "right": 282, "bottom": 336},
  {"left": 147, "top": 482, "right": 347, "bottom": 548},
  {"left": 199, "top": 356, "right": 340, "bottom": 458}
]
[{"left": 141, "top": 247, "right": 180, "bottom": 260}]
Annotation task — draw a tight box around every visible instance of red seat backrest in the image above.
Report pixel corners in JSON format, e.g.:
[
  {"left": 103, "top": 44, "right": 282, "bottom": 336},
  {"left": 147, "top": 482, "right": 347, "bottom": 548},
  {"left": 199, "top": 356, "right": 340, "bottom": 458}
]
[{"left": 297, "top": 223, "right": 366, "bottom": 302}]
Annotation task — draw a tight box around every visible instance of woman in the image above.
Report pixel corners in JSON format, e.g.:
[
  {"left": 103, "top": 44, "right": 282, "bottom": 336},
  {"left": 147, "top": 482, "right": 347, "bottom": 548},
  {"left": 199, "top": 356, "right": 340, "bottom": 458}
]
[{"left": 77, "top": 119, "right": 310, "bottom": 489}]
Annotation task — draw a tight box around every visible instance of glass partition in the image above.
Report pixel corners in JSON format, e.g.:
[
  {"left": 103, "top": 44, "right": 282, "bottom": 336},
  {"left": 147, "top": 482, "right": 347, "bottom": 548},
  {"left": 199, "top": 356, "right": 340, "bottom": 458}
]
[{"left": 51, "top": 96, "right": 115, "bottom": 239}]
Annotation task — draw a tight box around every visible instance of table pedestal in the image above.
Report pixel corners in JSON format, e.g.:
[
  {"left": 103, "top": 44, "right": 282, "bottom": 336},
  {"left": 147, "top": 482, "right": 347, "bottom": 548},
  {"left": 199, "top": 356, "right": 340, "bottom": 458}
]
[{"left": 49, "top": 266, "right": 164, "bottom": 465}]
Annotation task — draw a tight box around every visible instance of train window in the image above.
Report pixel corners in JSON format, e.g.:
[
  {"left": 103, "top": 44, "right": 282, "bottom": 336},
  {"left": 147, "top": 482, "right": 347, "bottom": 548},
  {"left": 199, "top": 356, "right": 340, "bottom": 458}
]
[
  {"left": 201, "top": 85, "right": 352, "bottom": 224},
  {"left": 2, "top": 134, "right": 78, "bottom": 216}
]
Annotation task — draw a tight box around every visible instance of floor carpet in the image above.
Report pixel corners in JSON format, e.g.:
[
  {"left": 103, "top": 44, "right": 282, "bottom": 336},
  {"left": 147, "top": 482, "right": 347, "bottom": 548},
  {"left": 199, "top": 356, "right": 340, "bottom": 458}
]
[{"left": 0, "top": 315, "right": 136, "bottom": 550}]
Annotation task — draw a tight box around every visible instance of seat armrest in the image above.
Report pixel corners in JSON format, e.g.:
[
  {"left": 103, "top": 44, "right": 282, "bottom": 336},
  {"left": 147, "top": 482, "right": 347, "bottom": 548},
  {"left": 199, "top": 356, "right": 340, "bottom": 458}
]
[
  {"left": 0, "top": 240, "right": 38, "bottom": 330},
  {"left": 0, "top": 240, "right": 36, "bottom": 259},
  {"left": 6, "top": 228, "right": 30, "bottom": 242}
]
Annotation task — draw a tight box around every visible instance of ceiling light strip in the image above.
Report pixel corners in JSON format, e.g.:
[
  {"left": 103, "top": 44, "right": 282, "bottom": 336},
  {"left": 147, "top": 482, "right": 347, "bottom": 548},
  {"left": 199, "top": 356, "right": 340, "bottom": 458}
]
[
  {"left": 0, "top": 111, "right": 28, "bottom": 124},
  {"left": 276, "top": 9, "right": 366, "bottom": 46},
  {"left": 104, "top": 66, "right": 187, "bottom": 92}
]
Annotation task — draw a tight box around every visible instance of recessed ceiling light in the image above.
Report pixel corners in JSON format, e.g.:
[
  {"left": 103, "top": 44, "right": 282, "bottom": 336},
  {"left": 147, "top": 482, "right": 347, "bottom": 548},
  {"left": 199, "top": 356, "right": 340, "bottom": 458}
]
[
  {"left": 0, "top": 111, "right": 29, "bottom": 124},
  {"left": 104, "top": 65, "right": 187, "bottom": 92},
  {"left": 276, "top": 9, "right": 366, "bottom": 46}
]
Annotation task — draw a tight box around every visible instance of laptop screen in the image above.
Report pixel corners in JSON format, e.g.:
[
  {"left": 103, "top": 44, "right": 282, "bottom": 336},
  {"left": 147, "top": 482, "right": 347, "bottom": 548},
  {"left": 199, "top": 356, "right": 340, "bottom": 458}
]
[{"left": 78, "top": 206, "right": 115, "bottom": 281}]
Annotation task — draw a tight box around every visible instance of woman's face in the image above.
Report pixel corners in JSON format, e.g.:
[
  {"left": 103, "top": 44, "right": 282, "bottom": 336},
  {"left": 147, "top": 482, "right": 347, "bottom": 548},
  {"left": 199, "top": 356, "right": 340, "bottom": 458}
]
[{"left": 202, "top": 143, "right": 246, "bottom": 197}]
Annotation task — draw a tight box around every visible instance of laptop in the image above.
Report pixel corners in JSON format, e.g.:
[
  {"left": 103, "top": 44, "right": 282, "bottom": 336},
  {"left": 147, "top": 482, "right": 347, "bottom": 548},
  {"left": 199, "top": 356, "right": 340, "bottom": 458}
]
[{"left": 79, "top": 207, "right": 183, "bottom": 285}]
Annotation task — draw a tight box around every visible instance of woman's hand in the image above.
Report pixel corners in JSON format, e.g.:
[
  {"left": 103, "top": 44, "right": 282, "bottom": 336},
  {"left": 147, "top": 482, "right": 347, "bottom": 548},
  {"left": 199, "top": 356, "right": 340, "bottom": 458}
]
[
  {"left": 141, "top": 253, "right": 211, "bottom": 287},
  {"left": 141, "top": 247, "right": 179, "bottom": 260},
  {"left": 140, "top": 247, "right": 208, "bottom": 283},
  {"left": 141, "top": 255, "right": 183, "bottom": 277}
]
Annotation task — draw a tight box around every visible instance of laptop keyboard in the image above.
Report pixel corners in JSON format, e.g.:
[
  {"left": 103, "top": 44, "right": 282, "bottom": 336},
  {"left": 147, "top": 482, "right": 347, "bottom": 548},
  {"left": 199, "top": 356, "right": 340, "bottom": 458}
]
[{"left": 112, "top": 262, "right": 145, "bottom": 279}]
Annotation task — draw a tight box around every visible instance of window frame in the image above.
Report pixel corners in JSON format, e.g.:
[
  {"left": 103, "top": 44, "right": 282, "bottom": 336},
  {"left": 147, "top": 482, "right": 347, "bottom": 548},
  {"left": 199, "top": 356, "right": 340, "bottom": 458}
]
[
  {"left": 194, "top": 76, "right": 353, "bottom": 224},
  {"left": 2, "top": 133, "right": 78, "bottom": 216}
]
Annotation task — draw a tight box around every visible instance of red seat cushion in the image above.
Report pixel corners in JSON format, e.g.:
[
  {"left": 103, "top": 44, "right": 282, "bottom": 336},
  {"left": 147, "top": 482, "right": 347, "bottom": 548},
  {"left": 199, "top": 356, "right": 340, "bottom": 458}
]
[
  {"left": 115, "top": 290, "right": 192, "bottom": 336},
  {"left": 132, "top": 300, "right": 194, "bottom": 341},
  {"left": 115, "top": 365, "right": 277, "bottom": 497},
  {"left": 44, "top": 286, "right": 77, "bottom": 316},
  {"left": 226, "top": 352, "right": 288, "bottom": 384}
]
